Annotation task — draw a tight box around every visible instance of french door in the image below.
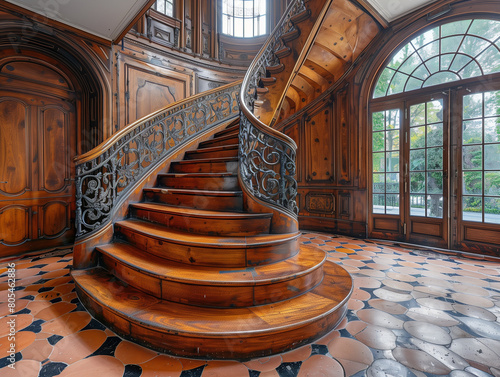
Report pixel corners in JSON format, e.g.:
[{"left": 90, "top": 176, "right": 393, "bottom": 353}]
[
  {"left": 370, "top": 85, "right": 500, "bottom": 252},
  {"left": 370, "top": 93, "right": 449, "bottom": 248}
]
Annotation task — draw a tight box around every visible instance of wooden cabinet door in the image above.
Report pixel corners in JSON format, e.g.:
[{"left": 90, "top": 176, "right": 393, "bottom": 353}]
[{"left": 0, "top": 90, "right": 76, "bottom": 257}]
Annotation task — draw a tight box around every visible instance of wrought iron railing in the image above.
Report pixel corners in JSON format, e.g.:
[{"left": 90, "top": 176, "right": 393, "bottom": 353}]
[
  {"left": 75, "top": 82, "right": 241, "bottom": 237},
  {"left": 239, "top": 0, "right": 312, "bottom": 218}
]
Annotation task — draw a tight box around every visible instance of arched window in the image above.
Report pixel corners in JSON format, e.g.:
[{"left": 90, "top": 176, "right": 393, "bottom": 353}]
[
  {"left": 152, "top": 0, "right": 174, "bottom": 17},
  {"left": 369, "top": 18, "right": 500, "bottom": 251},
  {"left": 221, "top": 0, "right": 267, "bottom": 38},
  {"left": 373, "top": 19, "right": 500, "bottom": 98}
]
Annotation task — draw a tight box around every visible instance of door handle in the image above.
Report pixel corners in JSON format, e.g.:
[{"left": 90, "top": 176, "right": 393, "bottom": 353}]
[{"left": 0, "top": 181, "right": 7, "bottom": 184}]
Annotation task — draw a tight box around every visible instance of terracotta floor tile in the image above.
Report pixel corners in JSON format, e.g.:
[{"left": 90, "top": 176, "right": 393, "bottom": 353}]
[
  {"left": 410, "top": 338, "right": 470, "bottom": 371},
  {"left": 451, "top": 283, "right": 490, "bottom": 297},
  {"left": 366, "top": 359, "right": 413, "bottom": 377},
  {"left": 0, "top": 298, "right": 29, "bottom": 317},
  {"left": 392, "top": 346, "right": 451, "bottom": 375},
  {"left": 60, "top": 292, "right": 78, "bottom": 302},
  {"left": 327, "top": 337, "right": 373, "bottom": 376},
  {"left": 35, "top": 302, "right": 77, "bottom": 321},
  {"left": 406, "top": 307, "right": 460, "bottom": 326},
  {"left": 50, "top": 329, "right": 107, "bottom": 364},
  {"left": 373, "top": 288, "right": 413, "bottom": 302},
  {"left": 202, "top": 361, "right": 250, "bottom": 376},
  {"left": 335, "top": 247, "right": 356, "bottom": 254},
  {"left": 0, "top": 330, "right": 36, "bottom": 354},
  {"left": 345, "top": 320, "right": 367, "bottom": 336},
  {"left": 452, "top": 276, "right": 490, "bottom": 288},
  {"left": 357, "top": 309, "right": 404, "bottom": 329},
  {"left": 399, "top": 261, "right": 421, "bottom": 268},
  {"left": 355, "top": 324, "right": 397, "bottom": 350},
  {"left": 392, "top": 266, "right": 421, "bottom": 275},
  {"left": 451, "top": 293, "right": 494, "bottom": 308},
  {"left": 349, "top": 254, "right": 371, "bottom": 261},
  {"left": 297, "top": 355, "right": 344, "bottom": 376},
  {"left": 180, "top": 359, "right": 208, "bottom": 370},
  {"left": 348, "top": 299, "right": 365, "bottom": 311},
  {"left": 342, "top": 259, "right": 366, "bottom": 268},
  {"left": 281, "top": 344, "right": 311, "bottom": 362},
  {"left": 351, "top": 288, "right": 371, "bottom": 301},
  {"left": 456, "top": 269, "right": 489, "bottom": 279},
  {"left": 353, "top": 277, "right": 381, "bottom": 289},
  {"left": 368, "top": 299, "right": 407, "bottom": 315},
  {"left": 314, "top": 330, "right": 340, "bottom": 345},
  {"left": 477, "top": 338, "right": 500, "bottom": 357},
  {"left": 140, "top": 355, "right": 183, "bottom": 377},
  {"left": 41, "top": 311, "right": 92, "bottom": 336},
  {"left": 419, "top": 270, "right": 451, "bottom": 280},
  {"left": 356, "top": 269, "right": 386, "bottom": 278},
  {"left": 416, "top": 297, "right": 454, "bottom": 311},
  {"left": 414, "top": 285, "right": 452, "bottom": 297},
  {"left": 386, "top": 271, "right": 417, "bottom": 283},
  {"left": 382, "top": 279, "right": 414, "bottom": 292},
  {"left": 0, "top": 359, "right": 41, "bottom": 377},
  {"left": 21, "top": 338, "right": 53, "bottom": 362},
  {"left": 259, "top": 370, "right": 280, "bottom": 377},
  {"left": 115, "top": 339, "right": 157, "bottom": 365},
  {"left": 58, "top": 355, "right": 125, "bottom": 377},
  {"left": 450, "top": 338, "right": 500, "bottom": 369},
  {"left": 342, "top": 265, "right": 360, "bottom": 273},
  {"left": 458, "top": 317, "right": 500, "bottom": 339},
  {"left": 0, "top": 314, "right": 33, "bottom": 337},
  {"left": 417, "top": 276, "right": 453, "bottom": 289},
  {"left": 453, "top": 303, "right": 497, "bottom": 321},
  {"left": 243, "top": 355, "right": 282, "bottom": 372},
  {"left": 404, "top": 321, "right": 452, "bottom": 345}
]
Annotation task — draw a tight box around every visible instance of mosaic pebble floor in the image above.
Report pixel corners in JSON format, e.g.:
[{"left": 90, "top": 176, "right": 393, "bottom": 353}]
[{"left": 1, "top": 232, "right": 500, "bottom": 377}]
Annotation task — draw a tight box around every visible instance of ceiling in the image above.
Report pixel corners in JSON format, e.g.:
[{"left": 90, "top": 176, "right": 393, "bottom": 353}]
[
  {"left": 5, "top": 0, "right": 151, "bottom": 41},
  {"left": 364, "top": 0, "right": 438, "bottom": 22}
]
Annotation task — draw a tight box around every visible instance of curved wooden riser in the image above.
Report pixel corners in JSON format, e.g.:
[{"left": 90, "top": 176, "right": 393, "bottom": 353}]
[{"left": 74, "top": 261, "right": 352, "bottom": 359}]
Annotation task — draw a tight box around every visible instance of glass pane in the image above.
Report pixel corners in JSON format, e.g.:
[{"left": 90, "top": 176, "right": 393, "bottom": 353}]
[
  {"left": 406, "top": 77, "right": 424, "bottom": 92},
  {"left": 463, "top": 171, "right": 482, "bottom": 195},
  {"left": 410, "top": 104, "right": 425, "bottom": 126},
  {"left": 373, "top": 68, "right": 395, "bottom": 98},
  {"left": 373, "top": 173, "right": 385, "bottom": 193},
  {"left": 386, "top": 152, "right": 399, "bottom": 172},
  {"left": 462, "top": 145, "right": 482, "bottom": 170},
  {"left": 485, "top": 171, "right": 500, "bottom": 196},
  {"left": 373, "top": 111, "right": 384, "bottom": 131},
  {"left": 410, "top": 149, "right": 425, "bottom": 171},
  {"left": 388, "top": 44, "right": 416, "bottom": 70},
  {"left": 410, "top": 172, "right": 425, "bottom": 193},
  {"left": 441, "top": 36, "right": 462, "bottom": 54},
  {"left": 450, "top": 54, "right": 472, "bottom": 72},
  {"left": 423, "top": 71, "right": 460, "bottom": 87},
  {"left": 427, "top": 124, "right": 443, "bottom": 147},
  {"left": 386, "top": 195, "right": 400, "bottom": 215},
  {"left": 410, "top": 126, "right": 425, "bottom": 149},
  {"left": 485, "top": 197, "right": 500, "bottom": 224},
  {"left": 484, "top": 91, "right": 500, "bottom": 117},
  {"left": 373, "top": 132, "right": 385, "bottom": 152},
  {"left": 419, "top": 40, "right": 440, "bottom": 61},
  {"left": 413, "top": 64, "right": 430, "bottom": 81},
  {"left": 463, "top": 119, "right": 483, "bottom": 145},
  {"left": 386, "top": 130, "right": 400, "bottom": 151},
  {"left": 386, "top": 173, "right": 399, "bottom": 193},
  {"left": 484, "top": 144, "right": 500, "bottom": 170},
  {"left": 427, "top": 195, "right": 443, "bottom": 218},
  {"left": 427, "top": 172, "right": 443, "bottom": 194},
  {"left": 399, "top": 53, "right": 423, "bottom": 75},
  {"left": 244, "top": 17, "right": 253, "bottom": 37},
  {"left": 463, "top": 93, "right": 483, "bottom": 120},
  {"left": 373, "top": 194, "right": 385, "bottom": 214},
  {"left": 388, "top": 71, "right": 410, "bottom": 95},
  {"left": 234, "top": 17, "right": 244, "bottom": 37},
  {"left": 469, "top": 19, "right": 500, "bottom": 42},
  {"left": 387, "top": 110, "right": 400, "bottom": 129},
  {"left": 463, "top": 196, "right": 482, "bottom": 222},
  {"left": 259, "top": 15, "right": 266, "bottom": 36},
  {"left": 426, "top": 56, "right": 440, "bottom": 74},
  {"left": 459, "top": 36, "right": 490, "bottom": 57},
  {"left": 411, "top": 27, "right": 438, "bottom": 49},
  {"left": 461, "top": 61, "right": 482, "bottom": 79},
  {"left": 373, "top": 152, "right": 385, "bottom": 172},
  {"left": 165, "top": 2, "right": 173, "bottom": 16},
  {"left": 484, "top": 118, "right": 500, "bottom": 143},
  {"left": 410, "top": 195, "right": 426, "bottom": 217},
  {"left": 427, "top": 100, "right": 443, "bottom": 123},
  {"left": 427, "top": 147, "right": 443, "bottom": 170},
  {"left": 476, "top": 45, "right": 500, "bottom": 75},
  {"left": 440, "top": 54, "right": 454, "bottom": 71},
  {"left": 441, "top": 20, "right": 472, "bottom": 37}
]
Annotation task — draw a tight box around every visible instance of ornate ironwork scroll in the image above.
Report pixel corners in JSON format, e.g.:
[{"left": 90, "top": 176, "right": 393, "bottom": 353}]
[
  {"left": 239, "top": 114, "right": 298, "bottom": 217},
  {"left": 75, "top": 82, "right": 240, "bottom": 237},
  {"left": 243, "top": 0, "right": 307, "bottom": 110}
]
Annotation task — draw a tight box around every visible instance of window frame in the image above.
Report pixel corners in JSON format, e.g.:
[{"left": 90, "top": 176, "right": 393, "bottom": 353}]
[{"left": 220, "top": 0, "right": 268, "bottom": 38}]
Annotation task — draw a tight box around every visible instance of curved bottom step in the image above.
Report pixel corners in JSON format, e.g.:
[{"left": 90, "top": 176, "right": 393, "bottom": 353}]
[{"left": 72, "top": 260, "right": 352, "bottom": 359}]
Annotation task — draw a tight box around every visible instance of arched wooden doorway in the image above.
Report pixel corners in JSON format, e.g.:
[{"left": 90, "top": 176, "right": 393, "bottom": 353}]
[{"left": 0, "top": 26, "right": 108, "bottom": 257}]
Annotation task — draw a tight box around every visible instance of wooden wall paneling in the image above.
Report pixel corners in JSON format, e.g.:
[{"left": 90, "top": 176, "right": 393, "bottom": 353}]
[
  {"left": 335, "top": 86, "right": 351, "bottom": 185},
  {"left": 200, "top": 0, "right": 213, "bottom": 57},
  {"left": 283, "top": 120, "right": 302, "bottom": 183},
  {"left": 305, "top": 191, "right": 336, "bottom": 216},
  {"left": 39, "top": 201, "right": 72, "bottom": 239},
  {"left": 184, "top": 0, "right": 193, "bottom": 52},
  {"left": 0, "top": 206, "right": 31, "bottom": 246},
  {"left": 304, "top": 104, "right": 334, "bottom": 183},
  {"left": 148, "top": 13, "right": 181, "bottom": 48}
]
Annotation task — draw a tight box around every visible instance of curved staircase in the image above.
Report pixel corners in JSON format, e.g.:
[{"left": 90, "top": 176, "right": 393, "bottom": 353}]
[
  {"left": 72, "top": 0, "right": 357, "bottom": 360},
  {"left": 73, "top": 118, "right": 352, "bottom": 359}
]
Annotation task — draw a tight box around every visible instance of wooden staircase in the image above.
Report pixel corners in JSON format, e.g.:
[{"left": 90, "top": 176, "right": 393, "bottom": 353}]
[{"left": 73, "top": 118, "right": 352, "bottom": 359}]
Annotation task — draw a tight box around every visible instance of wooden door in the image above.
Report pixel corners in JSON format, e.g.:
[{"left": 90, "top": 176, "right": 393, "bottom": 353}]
[{"left": 0, "top": 88, "right": 76, "bottom": 257}]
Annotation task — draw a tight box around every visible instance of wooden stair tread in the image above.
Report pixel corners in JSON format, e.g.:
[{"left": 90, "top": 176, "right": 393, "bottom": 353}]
[
  {"left": 186, "top": 144, "right": 238, "bottom": 154},
  {"left": 116, "top": 219, "right": 298, "bottom": 247},
  {"left": 97, "top": 242, "right": 325, "bottom": 286},
  {"left": 73, "top": 260, "right": 350, "bottom": 336},
  {"left": 172, "top": 157, "right": 238, "bottom": 165},
  {"left": 144, "top": 187, "right": 242, "bottom": 197},
  {"left": 130, "top": 202, "right": 271, "bottom": 220}
]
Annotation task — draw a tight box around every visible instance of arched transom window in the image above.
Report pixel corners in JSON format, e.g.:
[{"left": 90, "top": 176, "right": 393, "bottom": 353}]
[
  {"left": 374, "top": 19, "right": 500, "bottom": 98},
  {"left": 222, "top": 0, "right": 267, "bottom": 38}
]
